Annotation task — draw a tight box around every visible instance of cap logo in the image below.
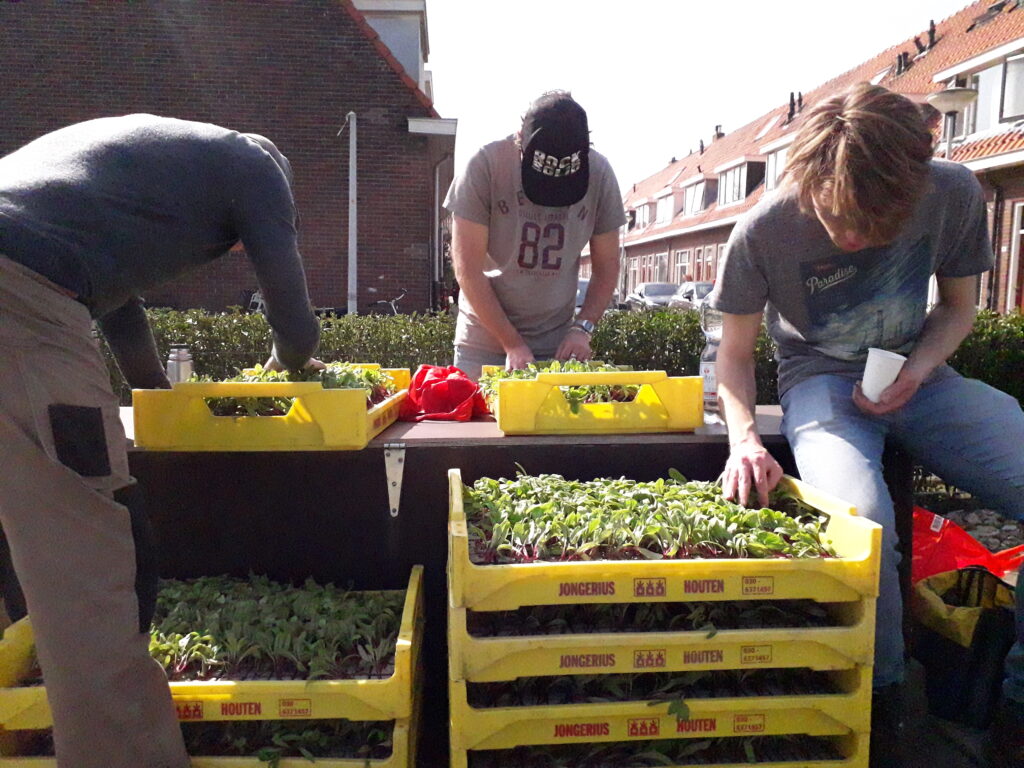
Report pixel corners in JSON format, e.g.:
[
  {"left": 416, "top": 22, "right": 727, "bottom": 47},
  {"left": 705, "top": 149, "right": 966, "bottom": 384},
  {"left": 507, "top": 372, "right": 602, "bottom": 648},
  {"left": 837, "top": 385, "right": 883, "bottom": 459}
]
[{"left": 532, "top": 150, "right": 582, "bottom": 178}]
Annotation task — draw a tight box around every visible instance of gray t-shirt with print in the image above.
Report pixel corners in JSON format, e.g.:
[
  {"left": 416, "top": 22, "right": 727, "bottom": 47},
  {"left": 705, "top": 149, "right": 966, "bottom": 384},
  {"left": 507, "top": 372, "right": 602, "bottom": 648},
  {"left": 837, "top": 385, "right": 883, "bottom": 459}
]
[
  {"left": 444, "top": 137, "right": 625, "bottom": 356},
  {"left": 708, "top": 160, "right": 992, "bottom": 398}
]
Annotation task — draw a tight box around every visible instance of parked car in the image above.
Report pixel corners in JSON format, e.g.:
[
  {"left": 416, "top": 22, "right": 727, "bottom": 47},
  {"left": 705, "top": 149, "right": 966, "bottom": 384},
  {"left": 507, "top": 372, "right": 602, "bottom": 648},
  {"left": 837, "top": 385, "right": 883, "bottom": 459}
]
[
  {"left": 575, "top": 278, "right": 619, "bottom": 313},
  {"left": 623, "top": 282, "right": 679, "bottom": 311},
  {"left": 668, "top": 280, "right": 715, "bottom": 311}
]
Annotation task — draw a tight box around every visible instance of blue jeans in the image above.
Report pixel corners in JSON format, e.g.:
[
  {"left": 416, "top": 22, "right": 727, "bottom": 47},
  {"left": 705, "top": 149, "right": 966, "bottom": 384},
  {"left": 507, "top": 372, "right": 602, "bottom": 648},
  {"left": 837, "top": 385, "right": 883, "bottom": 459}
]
[{"left": 780, "top": 366, "right": 1024, "bottom": 693}]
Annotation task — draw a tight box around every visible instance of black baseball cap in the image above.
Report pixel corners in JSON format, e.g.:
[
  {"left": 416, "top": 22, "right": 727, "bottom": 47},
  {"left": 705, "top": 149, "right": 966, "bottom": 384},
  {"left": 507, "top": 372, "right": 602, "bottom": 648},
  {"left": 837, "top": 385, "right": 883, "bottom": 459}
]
[{"left": 520, "top": 92, "right": 590, "bottom": 207}]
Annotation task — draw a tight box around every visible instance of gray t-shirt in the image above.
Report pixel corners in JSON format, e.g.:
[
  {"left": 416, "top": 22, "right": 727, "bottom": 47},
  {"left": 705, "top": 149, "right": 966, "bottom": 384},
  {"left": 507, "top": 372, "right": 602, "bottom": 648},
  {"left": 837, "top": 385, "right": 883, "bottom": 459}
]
[
  {"left": 708, "top": 160, "right": 992, "bottom": 397},
  {"left": 444, "top": 137, "right": 625, "bottom": 356},
  {"left": 0, "top": 114, "right": 319, "bottom": 384}
]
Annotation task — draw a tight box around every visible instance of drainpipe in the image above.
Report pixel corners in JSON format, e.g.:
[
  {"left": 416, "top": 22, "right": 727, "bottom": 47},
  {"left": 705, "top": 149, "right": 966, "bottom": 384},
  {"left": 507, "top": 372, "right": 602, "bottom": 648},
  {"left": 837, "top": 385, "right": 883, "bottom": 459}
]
[
  {"left": 432, "top": 152, "right": 452, "bottom": 311},
  {"left": 342, "top": 112, "right": 358, "bottom": 316}
]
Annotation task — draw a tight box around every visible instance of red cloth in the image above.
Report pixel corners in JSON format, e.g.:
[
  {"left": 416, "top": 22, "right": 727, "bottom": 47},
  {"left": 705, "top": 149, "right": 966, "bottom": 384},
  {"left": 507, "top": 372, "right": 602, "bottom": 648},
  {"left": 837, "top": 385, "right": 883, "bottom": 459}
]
[
  {"left": 912, "top": 506, "right": 1024, "bottom": 582},
  {"left": 398, "top": 365, "right": 489, "bottom": 422}
]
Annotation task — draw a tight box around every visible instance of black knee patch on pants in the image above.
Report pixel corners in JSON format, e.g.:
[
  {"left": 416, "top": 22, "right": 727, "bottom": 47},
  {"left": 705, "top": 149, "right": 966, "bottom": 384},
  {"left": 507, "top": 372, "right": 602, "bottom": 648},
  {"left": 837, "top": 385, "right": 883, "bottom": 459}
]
[
  {"left": 114, "top": 485, "right": 158, "bottom": 634},
  {"left": 48, "top": 404, "right": 111, "bottom": 477}
]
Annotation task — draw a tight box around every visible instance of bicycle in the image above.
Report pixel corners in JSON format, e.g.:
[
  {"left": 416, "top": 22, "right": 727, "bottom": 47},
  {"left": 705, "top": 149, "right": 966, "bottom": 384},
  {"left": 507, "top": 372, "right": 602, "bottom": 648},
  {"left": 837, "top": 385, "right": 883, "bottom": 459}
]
[{"left": 366, "top": 288, "right": 407, "bottom": 315}]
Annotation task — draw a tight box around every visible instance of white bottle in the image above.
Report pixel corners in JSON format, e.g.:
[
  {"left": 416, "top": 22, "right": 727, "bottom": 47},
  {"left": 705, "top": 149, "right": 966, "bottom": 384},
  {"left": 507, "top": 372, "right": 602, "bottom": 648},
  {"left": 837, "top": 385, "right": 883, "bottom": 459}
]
[
  {"left": 166, "top": 344, "right": 194, "bottom": 384},
  {"left": 699, "top": 305, "right": 723, "bottom": 415}
]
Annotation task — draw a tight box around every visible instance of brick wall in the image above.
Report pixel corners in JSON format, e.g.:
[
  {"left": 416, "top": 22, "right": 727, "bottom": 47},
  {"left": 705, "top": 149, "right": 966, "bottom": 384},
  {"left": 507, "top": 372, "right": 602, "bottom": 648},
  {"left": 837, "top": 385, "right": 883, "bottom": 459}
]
[{"left": 0, "top": 0, "right": 441, "bottom": 313}]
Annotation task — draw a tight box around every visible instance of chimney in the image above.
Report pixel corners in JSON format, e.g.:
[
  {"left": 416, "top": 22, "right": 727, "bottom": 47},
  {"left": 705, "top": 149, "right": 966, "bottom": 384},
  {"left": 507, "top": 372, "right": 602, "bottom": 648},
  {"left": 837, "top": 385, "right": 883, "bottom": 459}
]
[
  {"left": 896, "top": 53, "right": 904, "bottom": 75},
  {"left": 928, "top": 19, "right": 937, "bottom": 48},
  {"left": 798, "top": 92, "right": 803, "bottom": 111},
  {"left": 670, "top": 156, "right": 677, "bottom": 164},
  {"left": 914, "top": 36, "right": 926, "bottom": 54},
  {"left": 699, "top": 139, "right": 705, "bottom": 154},
  {"left": 697, "top": 165, "right": 702, "bottom": 174},
  {"left": 712, "top": 124, "right": 725, "bottom": 141}
]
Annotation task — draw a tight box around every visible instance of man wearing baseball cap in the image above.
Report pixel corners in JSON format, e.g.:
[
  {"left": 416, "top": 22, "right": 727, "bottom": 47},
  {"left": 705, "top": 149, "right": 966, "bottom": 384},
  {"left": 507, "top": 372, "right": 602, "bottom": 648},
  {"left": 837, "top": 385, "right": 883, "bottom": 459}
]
[{"left": 444, "top": 90, "right": 625, "bottom": 379}]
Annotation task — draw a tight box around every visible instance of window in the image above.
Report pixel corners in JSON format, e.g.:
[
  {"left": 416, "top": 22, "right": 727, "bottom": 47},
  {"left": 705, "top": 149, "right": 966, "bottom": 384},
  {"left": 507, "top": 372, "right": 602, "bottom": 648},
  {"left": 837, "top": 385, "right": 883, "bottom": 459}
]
[
  {"left": 718, "top": 166, "right": 746, "bottom": 206},
  {"left": 635, "top": 204, "right": 650, "bottom": 229},
  {"left": 683, "top": 182, "right": 706, "bottom": 215},
  {"left": 673, "top": 249, "right": 691, "bottom": 283},
  {"left": 957, "top": 64, "right": 1002, "bottom": 135},
  {"left": 1004, "top": 54, "right": 1024, "bottom": 120},
  {"left": 765, "top": 147, "right": 788, "bottom": 191},
  {"left": 656, "top": 253, "right": 669, "bottom": 281},
  {"left": 655, "top": 195, "right": 673, "bottom": 224},
  {"left": 693, "top": 247, "right": 704, "bottom": 280}
]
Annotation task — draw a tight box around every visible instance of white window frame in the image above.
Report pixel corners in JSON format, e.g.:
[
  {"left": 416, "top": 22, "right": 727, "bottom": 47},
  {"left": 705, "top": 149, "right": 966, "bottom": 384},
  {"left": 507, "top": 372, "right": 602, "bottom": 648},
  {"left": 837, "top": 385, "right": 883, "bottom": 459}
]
[
  {"left": 683, "top": 181, "right": 706, "bottom": 215},
  {"left": 673, "top": 249, "right": 691, "bottom": 283},
  {"left": 765, "top": 146, "right": 788, "bottom": 191},
  {"left": 655, "top": 195, "right": 673, "bottom": 224},
  {"left": 718, "top": 166, "right": 747, "bottom": 206},
  {"left": 1009, "top": 202, "right": 1024, "bottom": 311}
]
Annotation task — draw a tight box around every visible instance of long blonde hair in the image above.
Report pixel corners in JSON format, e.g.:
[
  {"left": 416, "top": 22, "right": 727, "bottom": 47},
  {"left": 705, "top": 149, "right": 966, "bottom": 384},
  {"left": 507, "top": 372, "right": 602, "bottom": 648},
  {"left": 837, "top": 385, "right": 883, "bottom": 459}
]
[{"left": 783, "top": 83, "right": 934, "bottom": 244}]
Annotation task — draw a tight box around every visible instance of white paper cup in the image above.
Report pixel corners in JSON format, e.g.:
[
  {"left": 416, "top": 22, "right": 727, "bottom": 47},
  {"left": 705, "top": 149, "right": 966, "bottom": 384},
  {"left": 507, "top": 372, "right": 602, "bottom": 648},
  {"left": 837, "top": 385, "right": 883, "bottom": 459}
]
[{"left": 862, "top": 348, "right": 907, "bottom": 403}]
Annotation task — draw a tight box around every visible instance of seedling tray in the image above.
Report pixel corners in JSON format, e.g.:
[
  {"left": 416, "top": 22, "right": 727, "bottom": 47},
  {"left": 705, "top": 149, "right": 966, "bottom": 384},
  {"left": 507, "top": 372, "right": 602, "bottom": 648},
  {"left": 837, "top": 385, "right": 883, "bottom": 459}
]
[
  {"left": 483, "top": 368, "right": 703, "bottom": 435},
  {"left": 448, "top": 469, "right": 882, "bottom": 611},
  {"left": 0, "top": 567, "right": 423, "bottom": 730},
  {"left": 0, "top": 720, "right": 413, "bottom": 767},
  {"left": 132, "top": 366, "right": 410, "bottom": 451},
  {"left": 450, "top": 731, "right": 869, "bottom": 768},
  {"left": 449, "top": 670, "right": 871, "bottom": 751},
  {"left": 448, "top": 600, "right": 875, "bottom": 682}
]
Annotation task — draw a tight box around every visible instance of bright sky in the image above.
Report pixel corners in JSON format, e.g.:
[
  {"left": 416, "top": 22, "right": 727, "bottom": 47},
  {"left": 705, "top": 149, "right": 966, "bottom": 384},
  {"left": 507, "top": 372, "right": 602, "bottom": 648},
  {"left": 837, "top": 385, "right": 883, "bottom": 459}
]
[{"left": 427, "top": 0, "right": 975, "bottom": 190}]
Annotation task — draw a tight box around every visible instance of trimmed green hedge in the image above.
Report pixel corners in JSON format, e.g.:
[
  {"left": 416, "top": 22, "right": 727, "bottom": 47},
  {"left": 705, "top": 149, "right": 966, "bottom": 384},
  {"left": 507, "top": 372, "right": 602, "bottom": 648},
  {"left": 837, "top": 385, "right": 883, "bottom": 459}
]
[
  {"left": 102, "top": 307, "right": 1022, "bottom": 409},
  {"left": 590, "top": 309, "right": 779, "bottom": 406},
  {"left": 101, "top": 309, "right": 456, "bottom": 404}
]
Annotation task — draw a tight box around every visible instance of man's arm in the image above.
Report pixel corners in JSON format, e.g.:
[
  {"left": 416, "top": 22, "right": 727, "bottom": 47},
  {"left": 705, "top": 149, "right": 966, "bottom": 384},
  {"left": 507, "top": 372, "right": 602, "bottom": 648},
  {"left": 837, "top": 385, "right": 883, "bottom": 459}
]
[
  {"left": 556, "top": 230, "right": 620, "bottom": 360},
  {"left": 854, "top": 275, "right": 979, "bottom": 414},
  {"left": 97, "top": 298, "right": 171, "bottom": 390},
  {"left": 451, "top": 215, "right": 534, "bottom": 369},
  {"left": 718, "top": 311, "right": 784, "bottom": 506}
]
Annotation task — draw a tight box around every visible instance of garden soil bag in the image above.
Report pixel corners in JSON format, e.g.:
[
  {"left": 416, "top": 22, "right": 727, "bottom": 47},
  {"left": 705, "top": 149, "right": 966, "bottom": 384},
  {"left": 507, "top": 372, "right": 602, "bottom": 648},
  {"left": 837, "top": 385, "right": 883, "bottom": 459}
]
[
  {"left": 910, "top": 565, "right": 1016, "bottom": 728},
  {"left": 399, "top": 364, "right": 488, "bottom": 422}
]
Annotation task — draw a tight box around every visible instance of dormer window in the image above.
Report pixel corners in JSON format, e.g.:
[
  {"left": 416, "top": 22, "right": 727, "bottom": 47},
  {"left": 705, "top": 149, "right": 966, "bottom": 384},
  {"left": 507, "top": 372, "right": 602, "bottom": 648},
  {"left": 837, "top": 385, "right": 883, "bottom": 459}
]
[
  {"left": 714, "top": 157, "right": 767, "bottom": 207},
  {"left": 684, "top": 181, "right": 705, "bottom": 215},
  {"left": 655, "top": 191, "right": 674, "bottom": 224},
  {"left": 765, "top": 146, "right": 789, "bottom": 191}
]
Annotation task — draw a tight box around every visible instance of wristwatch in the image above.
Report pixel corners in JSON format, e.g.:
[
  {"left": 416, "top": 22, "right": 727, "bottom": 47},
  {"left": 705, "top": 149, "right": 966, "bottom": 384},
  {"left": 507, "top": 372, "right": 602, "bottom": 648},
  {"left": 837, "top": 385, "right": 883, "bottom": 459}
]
[{"left": 570, "top": 318, "right": 595, "bottom": 335}]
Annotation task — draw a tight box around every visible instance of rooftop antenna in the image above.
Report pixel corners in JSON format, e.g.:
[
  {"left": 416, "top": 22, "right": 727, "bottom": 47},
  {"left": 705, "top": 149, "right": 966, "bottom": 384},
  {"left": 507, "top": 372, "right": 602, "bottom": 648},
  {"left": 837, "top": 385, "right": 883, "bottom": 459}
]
[{"left": 928, "top": 19, "right": 937, "bottom": 48}]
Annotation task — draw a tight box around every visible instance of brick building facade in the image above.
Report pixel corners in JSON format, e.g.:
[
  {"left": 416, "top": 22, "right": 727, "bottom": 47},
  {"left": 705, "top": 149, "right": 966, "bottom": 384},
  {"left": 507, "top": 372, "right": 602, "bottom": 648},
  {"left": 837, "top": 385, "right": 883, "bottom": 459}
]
[{"left": 0, "top": 0, "right": 454, "bottom": 313}]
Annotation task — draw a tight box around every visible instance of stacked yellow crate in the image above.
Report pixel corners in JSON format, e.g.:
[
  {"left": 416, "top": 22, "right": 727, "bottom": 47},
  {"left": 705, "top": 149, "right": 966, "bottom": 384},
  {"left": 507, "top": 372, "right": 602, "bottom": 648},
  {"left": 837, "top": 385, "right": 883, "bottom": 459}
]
[
  {"left": 447, "top": 469, "right": 881, "bottom": 768},
  {"left": 0, "top": 566, "right": 424, "bottom": 767}
]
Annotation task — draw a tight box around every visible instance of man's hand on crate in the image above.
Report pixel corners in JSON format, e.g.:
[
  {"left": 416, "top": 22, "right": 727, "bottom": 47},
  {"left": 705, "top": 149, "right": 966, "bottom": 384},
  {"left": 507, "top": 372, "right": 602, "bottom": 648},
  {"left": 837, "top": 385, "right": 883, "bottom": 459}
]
[{"left": 721, "top": 437, "right": 784, "bottom": 508}]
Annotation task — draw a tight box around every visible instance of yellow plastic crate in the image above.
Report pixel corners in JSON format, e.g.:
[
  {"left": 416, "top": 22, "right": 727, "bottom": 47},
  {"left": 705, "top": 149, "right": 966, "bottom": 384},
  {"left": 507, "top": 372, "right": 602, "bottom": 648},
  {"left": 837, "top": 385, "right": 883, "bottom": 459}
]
[
  {"left": 0, "top": 566, "right": 423, "bottom": 730},
  {"left": 449, "top": 668, "right": 871, "bottom": 750},
  {"left": 484, "top": 369, "right": 703, "bottom": 435},
  {"left": 448, "top": 599, "right": 875, "bottom": 682},
  {"left": 0, "top": 717, "right": 413, "bottom": 766},
  {"left": 132, "top": 366, "right": 410, "bottom": 451},
  {"left": 448, "top": 469, "right": 882, "bottom": 611},
  {"left": 449, "top": 732, "right": 869, "bottom": 768}
]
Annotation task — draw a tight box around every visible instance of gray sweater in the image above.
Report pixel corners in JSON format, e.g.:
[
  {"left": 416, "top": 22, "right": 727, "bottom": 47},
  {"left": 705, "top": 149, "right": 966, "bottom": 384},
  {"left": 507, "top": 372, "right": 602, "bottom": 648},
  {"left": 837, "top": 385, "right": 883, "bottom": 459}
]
[{"left": 0, "top": 114, "right": 319, "bottom": 386}]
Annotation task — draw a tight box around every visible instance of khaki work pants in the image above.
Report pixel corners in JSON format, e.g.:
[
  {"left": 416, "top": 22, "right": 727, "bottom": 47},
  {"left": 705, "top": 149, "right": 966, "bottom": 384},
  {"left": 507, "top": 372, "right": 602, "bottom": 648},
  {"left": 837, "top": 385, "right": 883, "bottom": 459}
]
[{"left": 0, "top": 257, "right": 189, "bottom": 768}]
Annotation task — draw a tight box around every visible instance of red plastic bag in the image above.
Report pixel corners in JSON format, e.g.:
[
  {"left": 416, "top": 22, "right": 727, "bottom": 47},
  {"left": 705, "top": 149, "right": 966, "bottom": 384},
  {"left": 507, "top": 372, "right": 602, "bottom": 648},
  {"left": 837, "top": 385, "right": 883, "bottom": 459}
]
[
  {"left": 912, "top": 506, "right": 1024, "bottom": 583},
  {"left": 398, "top": 365, "right": 489, "bottom": 422}
]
